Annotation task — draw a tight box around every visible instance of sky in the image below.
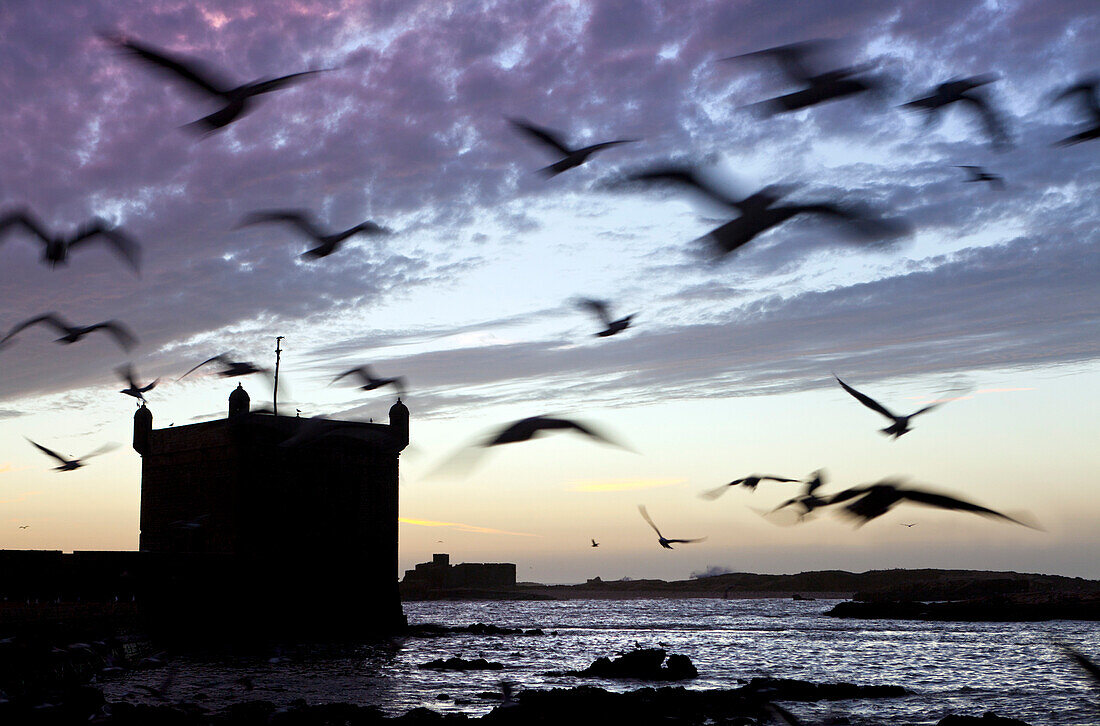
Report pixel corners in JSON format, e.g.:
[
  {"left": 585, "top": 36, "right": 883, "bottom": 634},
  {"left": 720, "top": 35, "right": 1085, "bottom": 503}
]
[{"left": 0, "top": 0, "right": 1098, "bottom": 584}]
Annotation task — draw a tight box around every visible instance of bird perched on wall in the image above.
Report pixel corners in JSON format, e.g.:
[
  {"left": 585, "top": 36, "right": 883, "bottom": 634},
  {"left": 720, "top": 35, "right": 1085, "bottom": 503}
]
[
  {"left": 638, "top": 505, "right": 707, "bottom": 549},
  {"left": 723, "top": 39, "right": 886, "bottom": 115},
  {"left": 903, "top": 75, "right": 1011, "bottom": 149},
  {"left": 104, "top": 33, "right": 330, "bottom": 133},
  {"left": 826, "top": 479, "right": 1038, "bottom": 528},
  {"left": 0, "top": 313, "right": 137, "bottom": 352},
  {"left": 508, "top": 118, "right": 638, "bottom": 176},
  {"left": 0, "top": 208, "right": 140, "bottom": 272},
  {"left": 25, "top": 438, "right": 118, "bottom": 472},
  {"left": 834, "top": 375, "right": 942, "bottom": 439},
  {"left": 624, "top": 164, "right": 910, "bottom": 258},
  {"left": 701, "top": 474, "right": 801, "bottom": 500},
  {"left": 577, "top": 298, "right": 635, "bottom": 337},
  {"left": 1052, "top": 77, "right": 1100, "bottom": 145},
  {"left": 237, "top": 209, "right": 391, "bottom": 259},
  {"left": 332, "top": 365, "right": 406, "bottom": 395},
  {"left": 117, "top": 365, "right": 159, "bottom": 402},
  {"left": 179, "top": 354, "right": 269, "bottom": 380},
  {"left": 955, "top": 165, "right": 1005, "bottom": 190}
]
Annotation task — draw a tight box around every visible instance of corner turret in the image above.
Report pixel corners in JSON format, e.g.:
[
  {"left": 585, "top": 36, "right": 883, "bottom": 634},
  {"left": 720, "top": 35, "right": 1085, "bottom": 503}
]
[
  {"left": 388, "top": 397, "right": 409, "bottom": 450},
  {"left": 228, "top": 383, "right": 250, "bottom": 418},
  {"left": 133, "top": 403, "right": 152, "bottom": 456}
]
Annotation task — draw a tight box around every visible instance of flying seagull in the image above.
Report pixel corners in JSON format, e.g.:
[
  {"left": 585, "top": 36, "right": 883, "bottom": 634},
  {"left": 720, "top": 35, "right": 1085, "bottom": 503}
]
[
  {"left": 104, "top": 33, "right": 330, "bottom": 133},
  {"left": 332, "top": 365, "right": 406, "bottom": 395},
  {"left": 834, "top": 375, "right": 941, "bottom": 439},
  {"left": 0, "top": 313, "right": 137, "bottom": 352},
  {"left": 1052, "top": 77, "right": 1100, "bottom": 146},
  {"left": 117, "top": 364, "right": 159, "bottom": 402},
  {"left": 179, "top": 354, "right": 269, "bottom": 380},
  {"left": 826, "top": 480, "right": 1038, "bottom": 528},
  {"left": 18, "top": 525, "right": 29, "bottom": 530},
  {"left": 591, "top": 539, "right": 599, "bottom": 548},
  {"left": 237, "top": 210, "right": 391, "bottom": 259},
  {"left": 722, "top": 40, "right": 886, "bottom": 115},
  {"left": 638, "top": 505, "right": 706, "bottom": 549},
  {"left": 903, "top": 75, "right": 1011, "bottom": 149},
  {"left": 577, "top": 298, "right": 635, "bottom": 337},
  {"left": 508, "top": 118, "right": 638, "bottom": 177},
  {"left": 899, "top": 523, "right": 917, "bottom": 528},
  {"left": 701, "top": 474, "right": 801, "bottom": 500},
  {"left": 25, "top": 438, "right": 118, "bottom": 472},
  {"left": 483, "top": 416, "right": 624, "bottom": 448},
  {"left": 955, "top": 165, "right": 1005, "bottom": 190},
  {"left": 769, "top": 470, "right": 830, "bottom": 521},
  {"left": 624, "top": 165, "right": 910, "bottom": 258},
  {"left": 0, "top": 208, "right": 140, "bottom": 271}
]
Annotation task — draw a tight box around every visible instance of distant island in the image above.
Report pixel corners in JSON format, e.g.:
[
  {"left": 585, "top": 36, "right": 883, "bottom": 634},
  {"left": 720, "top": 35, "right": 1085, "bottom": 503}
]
[{"left": 402, "top": 568, "right": 1100, "bottom": 621}]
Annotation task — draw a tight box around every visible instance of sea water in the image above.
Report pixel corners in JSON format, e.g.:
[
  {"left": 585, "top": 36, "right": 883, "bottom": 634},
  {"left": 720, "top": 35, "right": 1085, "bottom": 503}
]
[{"left": 102, "top": 598, "right": 1100, "bottom": 724}]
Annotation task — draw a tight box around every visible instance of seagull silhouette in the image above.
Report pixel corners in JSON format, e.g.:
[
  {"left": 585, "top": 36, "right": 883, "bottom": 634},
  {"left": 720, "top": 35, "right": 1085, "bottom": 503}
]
[
  {"left": 0, "top": 313, "right": 137, "bottom": 352},
  {"left": 0, "top": 208, "right": 140, "bottom": 271},
  {"left": 701, "top": 474, "right": 801, "bottom": 500},
  {"left": 577, "top": 298, "right": 635, "bottom": 337},
  {"left": 179, "top": 354, "right": 269, "bottom": 380},
  {"left": 332, "top": 365, "right": 406, "bottom": 394},
  {"left": 18, "top": 525, "right": 29, "bottom": 530},
  {"left": 237, "top": 209, "right": 391, "bottom": 259},
  {"left": 903, "top": 75, "right": 1011, "bottom": 149},
  {"left": 723, "top": 40, "right": 886, "bottom": 115},
  {"left": 105, "top": 33, "right": 330, "bottom": 133},
  {"left": 638, "top": 505, "right": 706, "bottom": 549},
  {"left": 591, "top": 539, "right": 599, "bottom": 548},
  {"left": 770, "top": 470, "right": 830, "bottom": 521},
  {"left": 625, "top": 165, "right": 909, "bottom": 257},
  {"left": 25, "top": 438, "right": 118, "bottom": 472},
  {"left": 483, "top": 416, "right": 623, "bottom": 448},
  {"left": 827, "top": 479, "right": 1038, "bottom": 528},
  {"left": 955, "top": 165, "right": 1005, "bottom": 190},
  {"left": 1052, "top": 77, "right": 1100, "bottom": 146},
  {"left": 899, "top": 522, "right": 917, "bottom": 528},
  {"left": 117, "top": 365, "right": 159, "bottom": 402},
  {"left": 834, "top": 375, "right": 941, "bottom": 438},
  {"left": 508, "top": 118, "right": 638, "bottom": 176}
]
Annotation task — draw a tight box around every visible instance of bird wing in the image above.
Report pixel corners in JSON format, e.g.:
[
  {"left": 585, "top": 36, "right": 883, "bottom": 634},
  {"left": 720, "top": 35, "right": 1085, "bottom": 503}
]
[
  {"left": 834, "top": 376, "right": 898, "bottom": 420},
  {"left": 699, "top": 483, "right": 734, "bottom": 500},
  {"left": 625, "top": 165, "right": 742, "bottom": 210},
  {"left": 86, "top": 321, "right": 138, "bottom": 351},
  {"left": 578, "top": 298, "right": 612, "bottom": 326},
  {"left": 107, "top": 35, "right": 231, "bottom": 96},
  {"left": 955, "top": 165, "right": 982, "bottom": 180},
  {"left": 556, "top": 418, "right": 616, "bottom": 445},
  {"left": 663, "top": 537, "right": 707, "bottom": 544},
  {"left": 761, "top": 476, "right": 800, "bottom": 483},
  {"left": 958, "top": 94, "right": 1011, "bottom": 148},
  {"left": 349, "top": 221, "right": 390, "bottom": 236},
  {"left": 909, "top": 403, "right": 941, "bottom": 418},
  {"left": 723, "top": 41, "right": 823, "bottom": 83},
  {"left": 25, "top": 438, "right": 70, "bottom": 465},
  {"left": 81, "top": 443, "right": 120, "bottom": 460},
  {"left": 508, "top": 118, "right": 573, "bottom": 155},
  {"left": 117, "top": 364, "right": 138, "bottom": 388},
  {"left": 240, "top": 210, "right": 325, "bottom": 239},
  {"left": 897, "top": 488, "right": 1032, "bottom": 526},
  {"left": 1059, "top": 643, "right": 1100, "bottom": 687},
  {"left": 575, "top": 139, "right": 639, "bottom": 156},
  {"left": 591, "top": 539, "right": 597, "bottom": 546},
  {"left": 823, "top": 486, "right": 868, "bottom": 505},
  {"left": 638, "top": 505, "right": 664, "bottom": 538},
  {"left": 243, "top": 69, "right": 329, "bottom": 96},
  {"left": 0, "top": 314, "right": 68, "bottom": 347},
  {"left": 67, "top": 220, "right": 142, "bottom": 271},
  {"left": 0, "top": 208, "right": 51, "bottom": 244},
  {"left": 179, "top": 355, "right": 228, "bottom": 380},
  {"left": 1054, "top": 81, "right": 1100, "bottom": 123}
]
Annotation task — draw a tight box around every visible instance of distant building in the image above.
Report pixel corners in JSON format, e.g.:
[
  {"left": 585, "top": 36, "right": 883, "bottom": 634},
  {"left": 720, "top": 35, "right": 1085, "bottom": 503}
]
[
  {"left": 132, "top": 385, "right": 410, "bottom": 638},
  {"left": 402, "top": 553, "right": 516, "bottom": 591}
]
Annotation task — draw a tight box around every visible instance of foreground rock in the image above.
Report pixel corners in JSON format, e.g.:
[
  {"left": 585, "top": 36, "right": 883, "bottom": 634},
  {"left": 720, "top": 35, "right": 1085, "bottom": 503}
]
[
  {"left": 0, "top": 680, "right": 1033, "bottom": 725},
  {"left": 418, "top": 657, "right": 504, "bottom": 671},
  {"left": 547, "top": 648, "right": 698, "bottom": 680}
]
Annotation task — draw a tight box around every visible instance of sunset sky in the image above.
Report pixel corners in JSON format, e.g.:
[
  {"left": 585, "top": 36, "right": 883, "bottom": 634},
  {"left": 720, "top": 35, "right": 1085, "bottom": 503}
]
[{"left": 0, "top": 0, "right": 1097, "bottom": 583}]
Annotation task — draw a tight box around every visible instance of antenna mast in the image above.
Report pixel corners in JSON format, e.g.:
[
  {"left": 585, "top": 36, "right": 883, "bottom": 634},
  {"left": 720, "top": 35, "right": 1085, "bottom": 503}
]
[{"left": 273, "top": 336, "right": 285, "bottom": 416}]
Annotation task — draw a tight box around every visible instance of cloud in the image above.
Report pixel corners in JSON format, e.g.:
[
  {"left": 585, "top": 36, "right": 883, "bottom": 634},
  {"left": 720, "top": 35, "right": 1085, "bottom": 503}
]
[{"left": 398, "top": 516, "right": 540, "bottom": 537}]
